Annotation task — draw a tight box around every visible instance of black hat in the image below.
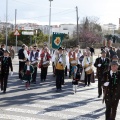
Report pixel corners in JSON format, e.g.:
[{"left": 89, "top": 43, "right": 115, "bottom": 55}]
[
  {"left": 4, "top": 50, "right": 10, "bottom": 54},
  {"left": 110, "top": 61, "right": 119, "bottom": 66},
  {"left": 112, "top": 55, "right": 118, "bottom": 59},
  {"left": 101, "top": 49, "right": 106, "bottom": 54},
  {"left": 58, "top": 47, "right": 63, "bottom": 50}
]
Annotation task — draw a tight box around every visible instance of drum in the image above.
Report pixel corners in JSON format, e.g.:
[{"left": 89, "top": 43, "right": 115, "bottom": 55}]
[
  {"left": 71, "top": 60, "right": 77, "bottom": 66},
  {"left": 42, "top": 61, "right": 50, "bottom": 67},
  {"left": 56, "top": 63, "right": 64, "bottom": 70},
  {"left": 31, "top": 61, "right": 38, "bottom": 67},
  {"left": 85, "top": 66, "right": 93, "bottom": 74}
]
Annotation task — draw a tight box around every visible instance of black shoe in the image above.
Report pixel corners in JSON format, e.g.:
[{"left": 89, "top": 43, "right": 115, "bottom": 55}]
[
  {"left": 84, "top": 85, "right": 87, "bottom": 87},
  {"left": 56, "top": 89, "right": 61, "bottom": 92},
  {"left": 98, "top": 95, "right": 101, "bottom": 98}
]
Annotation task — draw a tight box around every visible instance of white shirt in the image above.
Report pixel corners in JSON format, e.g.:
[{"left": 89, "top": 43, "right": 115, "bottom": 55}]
[
  {"left": 82, "top": 56, "right": 93, "bottom": 67},
  {"left": 43, "top": 53, "right": 47, "bottom": 62},
  {"left": 23, "top": 50, "right": 28, "bottom": 59},
  {"left": 110, "top": 70, "right": 116, "bottom": 77},
  {"left": 27, "top": 65, "right": 30, "bottom": 70},
  {"left": 58, "top": 54, "right": 63, "bottom": 63},
  {"left": 66, "top": 54, "right": 69, "bottom": 69},
  {"left": 101, "top": 57, "right": 105, "bottom": 61}
]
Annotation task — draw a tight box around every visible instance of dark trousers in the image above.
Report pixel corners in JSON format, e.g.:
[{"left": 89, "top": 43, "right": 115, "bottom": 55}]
[
  {"left": 19, "top": 61, "right": 25, "bottom": 79},
  {"left": 62, "top": 70, "right": 65, "bottom": 85},
  {"left": 32, "top": 67, "right": 37, "bottom": 82},
  {"left": 52, "top": 62, "right": 55, "bottom": 75},
  {"left": 85, "top": 73, "right": 91, "bottom": 85},
  {"left": 105, "top": 100, "right": 119, "bottom": 120},
  {"left": 65, "top": 66, "right": 67, "bottom": 75},
  {"left": 1, "top": 74, "right": 9, "bottom": 92},
  {"left": 41, "top": 67, "right": 48, "bottom": 80},
  {"left": 56, "top": 69, "right": 64, "bottom": 90},
  {"left": 98, "top": 77, "right": 102, "bottom": 96},
  {"left": 69, "top": 64, "right": 72, "bottom": 77}
]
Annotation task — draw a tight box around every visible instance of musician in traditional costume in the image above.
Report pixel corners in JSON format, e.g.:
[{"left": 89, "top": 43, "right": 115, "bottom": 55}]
[
  {"left": 82, "top": 51, "right": 93, "bottom": 87},
  {"left": 22, "top": 59, "right": 34, "bottom": 90},
  {"left": 55, "top": 47, "right": 69, "bottom": 92},
  {"left": 63, "top": 48, "right": 68, "bottom": 77},
  {"left": 75, "top": 48, "right": 83, "bottom": 80},
  {"left": 94, "top": 50, "right": 110, "bottom": 98},
  {"left": 39, "top": 42, "right": 50, "bottom": 55},
  {"left": 68, "top": 47, "right": 77, "bottom": 78},
  {"left": 39, "top": 47, "right": 51, "bottom": 82},
  {"left": 102, "top": 61, "right": 120, "bottom": 120},
  {"left": 51, "top": 49, "right": 56, "bottom": 76},
  {"left": 18, "top": 44, "right": 28, "bottom": 79},
  {"left": 1, "top": 50, "right": 13, "bottom": 93},
  {"left": 29, "top": 45, "right": 39, "bottom": 84},
  {"left": 72, "top": 66, "right": 79, "bottom": 94}
]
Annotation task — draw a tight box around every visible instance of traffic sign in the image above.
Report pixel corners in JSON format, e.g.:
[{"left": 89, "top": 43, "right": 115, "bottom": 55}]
[
  {"left": 22, "top": 31, "right": 34, "bottom": 35},
  {"left": 14, "top": 29, "right": 20, "bottom": 36}
]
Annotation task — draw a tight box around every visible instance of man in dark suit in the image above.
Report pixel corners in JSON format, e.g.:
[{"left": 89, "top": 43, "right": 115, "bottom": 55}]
[
  {"left": 102, "top": 61, "right": 120, "bottom": 120},
  {"left": 18, "top": 44, "right": 28, "bottom": 79},
  {"left": 94, "top": 50, "right": 110, "bottom": 98},
  {"left": 0, "top": 44, "right": 5, "bottom": 57},
  {"left": 1, "top": 50, "right": 13, "bottom": 93}
]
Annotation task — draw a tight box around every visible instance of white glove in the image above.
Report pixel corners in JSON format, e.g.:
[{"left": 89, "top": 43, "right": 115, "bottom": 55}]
[
  {"left": 11, "top": 71, "right": 13, "bottom": 76},
  {"left": 104, "top": 82, "right": 109, "bottom": 86},
  {"left": 98, "top": 64, "right": 101, "bottom": 67}
]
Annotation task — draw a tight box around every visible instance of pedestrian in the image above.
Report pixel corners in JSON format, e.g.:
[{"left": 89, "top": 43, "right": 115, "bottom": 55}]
[
  {"left": 82, "top": 51, "right": 93, "bottom": 87},
  {"left": 39, "top": 47, "right": 51, "bottom": 82},
  {"left": 116, "top": 47, "right": 120, "bottom": 61},
  {"left": 22, "top": 59, "right": 34, "bottom": 90},
  {"left": 90, "top": 45, "right": 95, "bottom": 56},
  {"left": 0, "top": 44, "right": 5, "bottom": 57},
  {"left": 18, "top": 44, "right": 28, "bottom": 79},
  {"left": 94, "top": 49, "right": 110, "bottom": 98},
  {"left": 1, "top": 50, "right": 13, "bottom": 93},
  {"left": 55, "top": 47, "right": 69, "bottom": 92},
  {"left": 102, "top": 61, "right": 120, "bottom": 120},
  {"left": 9, "top": 45, "right": 15, "bottom": 59},
  {"left": 111, "top": 55, "right": 120, "bottom": 70},
  {"left": 29, "top": 45, "right": 40, "bottom": 84},
  {"left": 68, "top": 47, "right": 77, "bottom": 78},
  {"left": 72, "top": 66, "right": 79, "bottom": 94}
]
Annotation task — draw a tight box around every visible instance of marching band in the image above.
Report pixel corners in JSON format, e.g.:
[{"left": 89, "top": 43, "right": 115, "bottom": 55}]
[{"left": 0, "top": 42, "right": 120, "bottom": 120}]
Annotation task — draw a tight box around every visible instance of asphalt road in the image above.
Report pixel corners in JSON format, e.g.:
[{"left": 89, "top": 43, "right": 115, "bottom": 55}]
[{"left": 0, "top": 56, "right": 120, "bottom": 120}]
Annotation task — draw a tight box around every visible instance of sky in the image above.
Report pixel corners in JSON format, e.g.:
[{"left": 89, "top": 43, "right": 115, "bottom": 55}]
[{"left": 0, "top": 0, "right": 120, "bottom": 28}]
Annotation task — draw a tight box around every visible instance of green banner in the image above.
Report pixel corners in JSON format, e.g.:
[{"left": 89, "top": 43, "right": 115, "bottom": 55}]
[{"left": 52, "top": 32, "right": 65, "bottom": 49}]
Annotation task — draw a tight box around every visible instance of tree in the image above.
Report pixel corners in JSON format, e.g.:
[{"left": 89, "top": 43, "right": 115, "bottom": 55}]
[
  {"left": 79, "top": 17, "right": 102, "bottom": 47},
  {"left": 8, "top": 29, "right": 49, "bottom": 46}
]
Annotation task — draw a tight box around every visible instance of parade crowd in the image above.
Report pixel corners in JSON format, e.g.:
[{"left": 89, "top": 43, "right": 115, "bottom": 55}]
[{"left": 0, "top": 41, "right": 120, "bottom": 120}]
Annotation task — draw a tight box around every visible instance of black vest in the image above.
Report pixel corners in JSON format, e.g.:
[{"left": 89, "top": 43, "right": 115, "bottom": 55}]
[{"left": 18, "top": 49, "right": 25, "bottom": 59}]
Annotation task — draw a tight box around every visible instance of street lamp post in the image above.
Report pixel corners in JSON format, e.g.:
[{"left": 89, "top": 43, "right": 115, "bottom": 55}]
[
  {"left": 48, "top": 0, "right": 53, "bottom": 48},
  {"left": 6, "top": 0, "right": 8, "bottom": 49}
]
